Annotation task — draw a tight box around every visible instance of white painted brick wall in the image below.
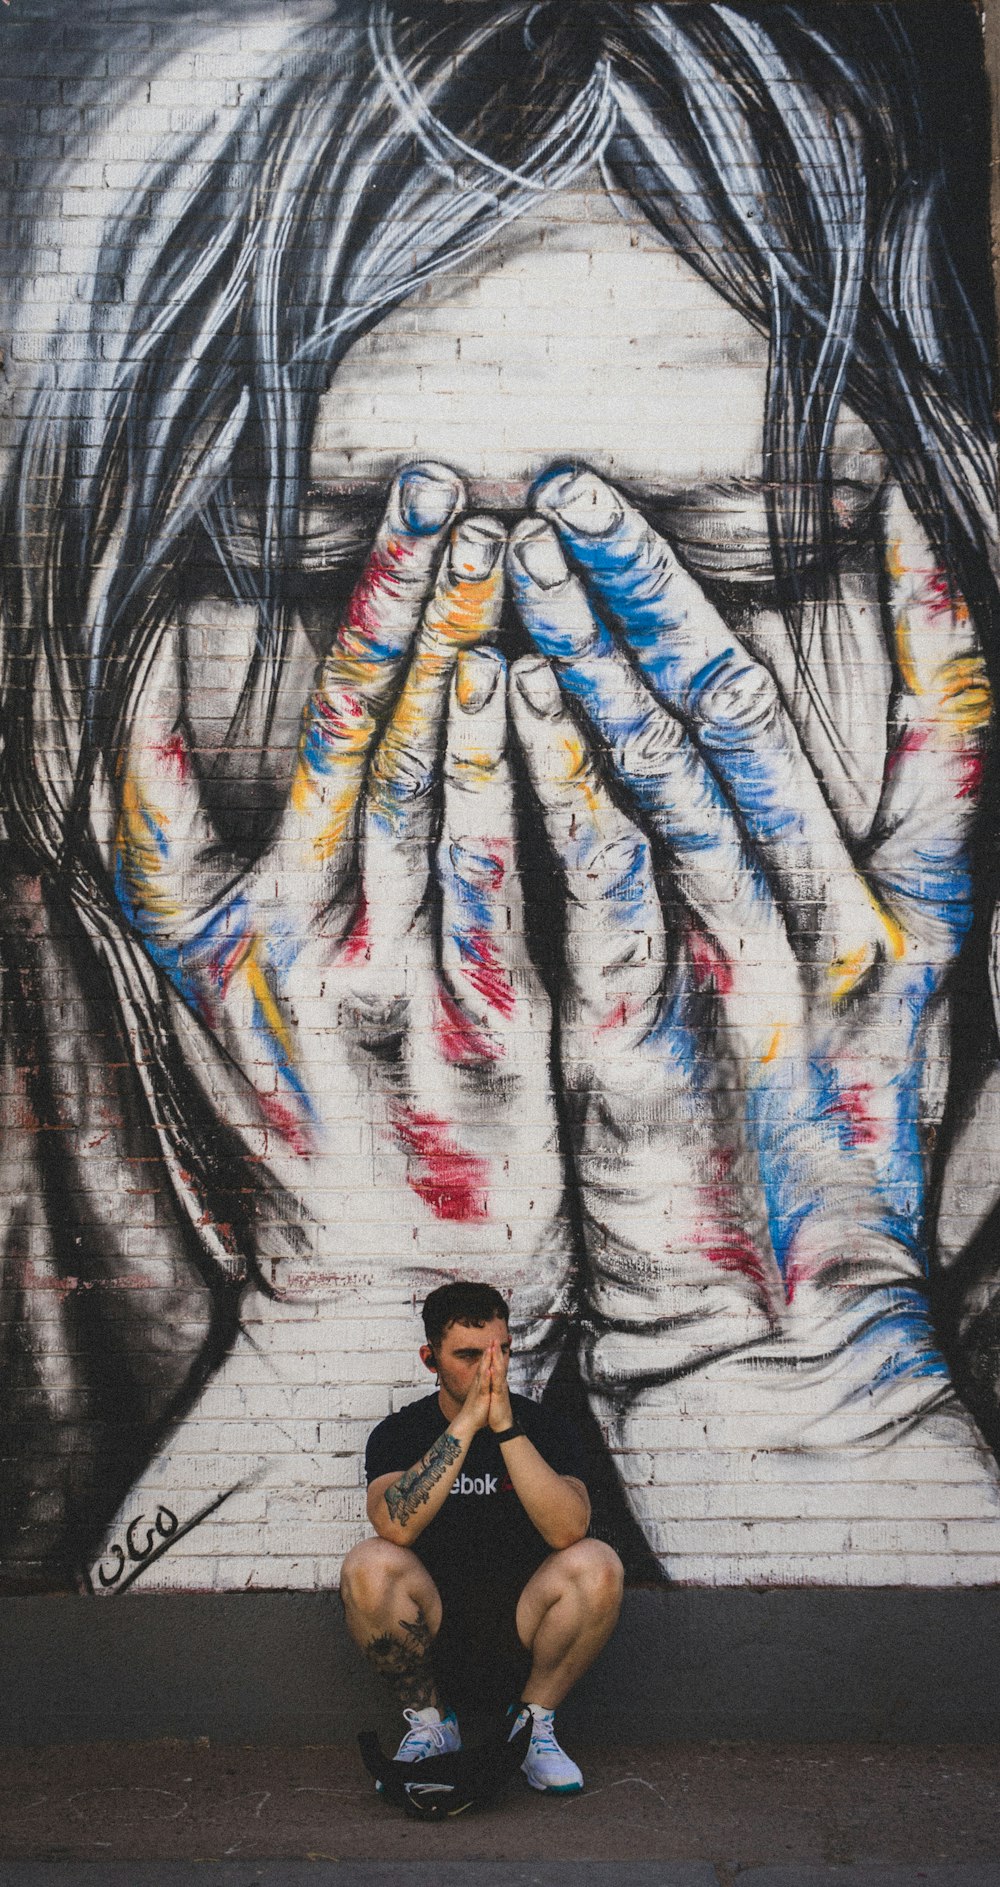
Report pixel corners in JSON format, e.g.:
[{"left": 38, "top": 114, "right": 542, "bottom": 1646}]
[{"left": 3, "top": 1, "right": 1000, "bottom": 1600}]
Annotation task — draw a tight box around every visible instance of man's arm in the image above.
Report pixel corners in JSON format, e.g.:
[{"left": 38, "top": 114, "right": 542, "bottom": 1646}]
[
  {"left": 487, "top": 1341, "right": 591, "bottom": 1549},
  {"left": 366, "top": 1356, "right": 492, "bottom": 1546},
  {"left": 367, "top": 1428, "right": 468, "bottom": 1546},
  {"left": 497, "top": 1440, "right": 591, "bottom": 1550}
]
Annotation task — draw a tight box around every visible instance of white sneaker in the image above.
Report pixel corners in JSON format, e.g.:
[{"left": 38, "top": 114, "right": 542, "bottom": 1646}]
[
  {"left": 375, "top": 1706, "right": 461, "bottom": 1793},
  {"left": 392, "top": 1705, "right": 461, "bottom": 1763},
  {"left": 512, "top": 1703, "right": 583, "bottom": 1794}
]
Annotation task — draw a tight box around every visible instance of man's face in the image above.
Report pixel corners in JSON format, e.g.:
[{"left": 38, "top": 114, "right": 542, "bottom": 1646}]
[{"left": 424, "top": 1316, "right": 511, "bottom": 1407}]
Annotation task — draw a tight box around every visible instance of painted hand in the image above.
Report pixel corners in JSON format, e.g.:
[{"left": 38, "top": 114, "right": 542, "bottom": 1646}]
[
  {"left": 113, "top": 464, "right": 571, "bottom": 1355},
  {"left": 507, "top": 470, "right": 992, "bottom": 1449}
]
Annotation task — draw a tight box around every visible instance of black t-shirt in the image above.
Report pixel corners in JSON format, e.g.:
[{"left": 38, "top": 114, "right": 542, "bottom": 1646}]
[{"left": 364, "top": 1391, "right": 588, "bottom": 1601}]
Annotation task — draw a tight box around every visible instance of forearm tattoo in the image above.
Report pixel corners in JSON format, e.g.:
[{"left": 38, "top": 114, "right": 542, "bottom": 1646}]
[
  {"left": 366, "top": 1609, "right": 436, "bottom": 1709},
  {"left": 385, "top": 1431, "right": 461, "bottom": 1527}
]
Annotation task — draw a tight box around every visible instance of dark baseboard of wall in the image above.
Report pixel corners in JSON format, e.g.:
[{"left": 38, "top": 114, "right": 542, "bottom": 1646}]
[{"left": 2, "top": 1588, "right": 1000, "bottom": 1745}]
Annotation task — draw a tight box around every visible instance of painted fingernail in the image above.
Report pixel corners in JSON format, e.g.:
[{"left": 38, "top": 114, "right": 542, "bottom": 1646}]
[
  {"left": 538, "top": 471, "right": 622, "bottom": 535},
  {"left": 449, "top": 518, "right": 505, "bottom": 582},
  {"left": 397, "top": 463, "right": 462, "bottom": 534},
  {"left": 515, "top": 659, "right": 561, "bottom": 718},
  {"left": 514, "top": 523, "right": 568, "bottom": 590},
  {"left": 456, "top": 648, "right": 502, "bottom": 712}
]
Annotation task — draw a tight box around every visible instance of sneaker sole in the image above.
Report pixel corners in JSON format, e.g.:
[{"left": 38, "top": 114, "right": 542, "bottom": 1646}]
[{"left": 523, "top": 1775, "right": 584, "bottom": 1794}]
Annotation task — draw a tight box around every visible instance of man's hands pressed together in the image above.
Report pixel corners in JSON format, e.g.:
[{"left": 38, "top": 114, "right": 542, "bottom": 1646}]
[{"left": 368, "top": 1318, "right": 590, "bottom": 1552}]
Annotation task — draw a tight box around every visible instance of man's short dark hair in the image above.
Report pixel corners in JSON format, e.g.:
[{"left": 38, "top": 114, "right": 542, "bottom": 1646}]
[{"left": 422, "top": 1282, "right": 510, "bottom": 1353}]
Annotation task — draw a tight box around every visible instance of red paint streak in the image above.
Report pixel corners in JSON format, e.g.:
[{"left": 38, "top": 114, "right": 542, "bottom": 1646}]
[
  {"left": 703, "top": 1236, "right": 771, "bottom": 1294},
  {"left": 210, "top": 932, "right": 251, "bottom": 1001},
  {"left": 154, "top": 730, "right": 191, "bottom": 781},
  {"left": 828, "top": 1082, "right": 878, "bottom": 1148},
  {"left": 478, "top": 849, "right": 506, "bottom": 893},
  {"left": 314, "top": 687, "right": 365, "bottom": 738},
  {"left": 258, "top": 1090, "right": 314, "bottom": 1159},
  {"left": 337, "top": 897, "right": 370, "bottom": 965},
  {"left": 921, "top": 567, "right": 967, "bottom": 622},
  {"left": 697, "top": 1166, "right": 769, "bottom": 1293},
  {"left": 782, "top": 1246, "right": 814, "bottom": 1305},
  {"left": 956, "top": 745, "right": 984, "bottom": 801},
  {"left": 435, "top": 985, "right": 502, "bottom": 1064},
  {"left": 686, "top": 926, "right": 734, "bottom": 995},
  {"left": 393, "top": 1105, "right": 489, "bottom": 1222},
  {"left": 460, "top": 927, "right": 515, "bottom": 1019},
  {"left": 886, "top": 724, "right": 927, "bottom": 776},
  {"left": 596, "top": 996, "right": 643, "bottom": 1034},
  {"left": 341, "top": 535, "right": 414, "bottom": 651}
]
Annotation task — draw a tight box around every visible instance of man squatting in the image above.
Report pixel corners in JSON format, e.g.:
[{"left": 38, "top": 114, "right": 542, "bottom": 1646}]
[{"left": 341, "top": 1282, "right": 625, "bottom": 1792}]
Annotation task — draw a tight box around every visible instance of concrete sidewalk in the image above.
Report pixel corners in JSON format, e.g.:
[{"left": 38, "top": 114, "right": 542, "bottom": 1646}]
[
  {"left": 2, "top": 1866, "right": 1000, "bottom": 1885},
  {"left": 1, "top": 1742, "right": 998, "bottom": 1880}
]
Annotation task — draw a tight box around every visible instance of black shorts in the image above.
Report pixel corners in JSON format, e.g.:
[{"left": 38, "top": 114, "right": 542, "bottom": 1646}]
[{"left": 431, "top": 1575, "right": 534, "bottom": 1717}]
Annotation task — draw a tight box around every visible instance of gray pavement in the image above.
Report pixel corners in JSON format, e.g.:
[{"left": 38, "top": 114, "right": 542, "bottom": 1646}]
[
  {"left": 2, "top": 1740, "right": 998, "bottom": 1879},
  {"left": 3, "top": 1866, "right": 1000, "bottom": 1885}
]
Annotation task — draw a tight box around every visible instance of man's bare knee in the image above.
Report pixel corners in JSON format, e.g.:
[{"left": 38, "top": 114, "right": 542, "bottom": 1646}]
[
  {"left": 340, "top": 1538, "right": 418, "bottom": 1615},
  {"left": 560, "top": 1539, "right": 625, "bottom": 1615}
]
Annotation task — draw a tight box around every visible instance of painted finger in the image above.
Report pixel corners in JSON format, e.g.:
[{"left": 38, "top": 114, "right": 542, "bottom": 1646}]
[
  {"left": 437, "top": 647, "right": 522, "bottom": 1051},
  {"left": 866, "top": 485, "right": 991, "bottom": 954},
  {"left": 115, "top": 631, "right": 225, "bottom": 964},
  {"left": 532, "top": 469, "right": 889, "bottom": 998},
  {"left": 363, "top": 517, "right": 506, "bottom": 937},
  {"left": 508, "top": 654, "right": 664, "bottom": 1041},
  {"left": 265, "top": 462, "right": 462, "bottom": 906},
  {"left": 507, "top": 520, "right": 801, "bottom": 1053}
]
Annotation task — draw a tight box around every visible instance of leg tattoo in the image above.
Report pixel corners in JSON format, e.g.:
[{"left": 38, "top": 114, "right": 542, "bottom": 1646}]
[{"left": 365, "top": 1608, "right": 437, "bottom": 1709}]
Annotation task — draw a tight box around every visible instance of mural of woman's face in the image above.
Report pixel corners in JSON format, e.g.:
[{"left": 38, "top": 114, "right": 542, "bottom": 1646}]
[
  {"left": 312, "top": 180, "right": 882, "bottom": 503},
  {"left": 222, "top": 179, "right": 891, "bottom": 838},
  {"left": 12, "top": 7, "right": 1000, "bottom": 1605}
]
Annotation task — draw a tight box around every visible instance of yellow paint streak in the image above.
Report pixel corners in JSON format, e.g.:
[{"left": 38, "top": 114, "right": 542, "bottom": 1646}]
[
  {"left": 454, "top": 746, "right": 497, "bottom": 778},
  {"left": 935, "top": 655, "right": 992, "bottom": 734},
  {"left": 116, "top": 771, "right": 178, "bottom": 927},
  {"left": 310, "top": 786, "right": 358, "bottom": 861},
  {"left": 426, "top": 570, "right": 504, "bottom": 648},
  {"left": 827, "top": 941, "right": 877, "bottom": 1005},
  {"left": 886, "top": 537, "right": 907, "bottom": 583},
  {"left": 242, "top": 940, "right": 295, "bottom": 1062},
  {"left": 558, "top": 732, "right": 604, "bottom": 819},
  {"left": 871, "top": 891, "right": 907, "bottom": 963},
  {"left": 760, "top": 1026, "right": 784, "bottom": 1065},
  {"left": 893, "top": 608, "right": 921, "bottom": 696}
]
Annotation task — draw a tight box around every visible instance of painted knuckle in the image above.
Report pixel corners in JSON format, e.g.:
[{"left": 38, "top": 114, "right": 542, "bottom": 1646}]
[
  {"left": 693, "top": 654, "right": 781, "bottom": 747},
  {"left": 580, "top": 832, "right": 652, "bottom": 901},
  {"left": 616, "top": 706, "right": 684, "bottom": 777},
  {"left": 444, "top": 747, "right": 508, "bottom": 789},
  {"left": 369, "top": 743, "right": 435, "bottom": 807},
  {"left": 306, "top": 684, "right": 375, "bottom": 755}
]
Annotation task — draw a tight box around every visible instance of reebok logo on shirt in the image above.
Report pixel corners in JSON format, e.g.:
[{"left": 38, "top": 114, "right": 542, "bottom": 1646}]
[{"left": 451, "top": 1472, "right": 498, "bottom": 1496}]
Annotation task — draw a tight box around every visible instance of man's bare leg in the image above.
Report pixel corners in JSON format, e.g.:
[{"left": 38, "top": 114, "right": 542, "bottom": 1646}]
[
  {"left": 341, "top": 1538, "right": 443, "bottom": 1710},
  {"left": 515, "top": 1539, "right": 624, "bottom": 1710}
]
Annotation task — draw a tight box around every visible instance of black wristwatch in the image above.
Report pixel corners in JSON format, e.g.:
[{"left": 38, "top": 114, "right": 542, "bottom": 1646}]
[{"left": 493, "top": 1423, "right": 522, "bottom": 1444}]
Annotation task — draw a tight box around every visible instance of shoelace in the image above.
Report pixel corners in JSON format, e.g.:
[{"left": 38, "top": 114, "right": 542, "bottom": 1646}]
[
  {"left": 401, "top": 1709, "right": 453, "bottom": 1756},
  {"left": 527, "top": 1713, "right": 560, "bottom": 1753}
]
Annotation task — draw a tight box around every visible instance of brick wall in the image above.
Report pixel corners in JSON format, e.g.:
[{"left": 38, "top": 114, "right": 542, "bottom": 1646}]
[{"left": 4, "top": 0, "right": 1000, "bottom": 1596}]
